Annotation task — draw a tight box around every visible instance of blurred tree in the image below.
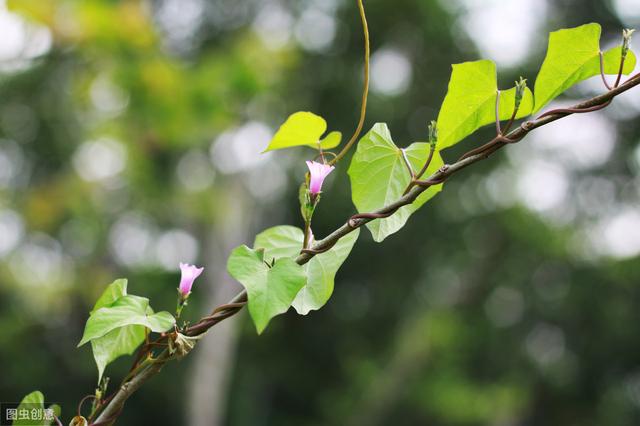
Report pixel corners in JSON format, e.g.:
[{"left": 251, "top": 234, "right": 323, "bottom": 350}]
[{"left": 0, "top": 0, "right": 639, "bottom": 425}]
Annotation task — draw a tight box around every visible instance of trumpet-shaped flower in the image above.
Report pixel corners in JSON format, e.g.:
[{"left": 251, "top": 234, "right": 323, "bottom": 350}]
[
  {"left": 178, "top": 262, "right": 204, "bottom": 297},
  {"left": 306, "top": 161, "right": 335, "bottom": 195}
]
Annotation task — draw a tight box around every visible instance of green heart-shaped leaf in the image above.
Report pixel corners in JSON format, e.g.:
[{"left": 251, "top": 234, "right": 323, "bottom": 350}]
[
  {"left": 263, "top": 111, "right": 342, "bottom": 151},
  {"left": 227, "top": 245, "right": 306, "bottom": 333},
  {"left": 14, "top": 391, "right": 61, "bottom": 426},
  {"left": 436, "top": 59, "right": 534, "bottom": 151},
  {"left": 78, "top": 295, "right": 174, "bottom": 346},
  {"left": 82, "top": 279, "right": 162, "bottom": 381},
  {"left": 348, "top": 123, "right": 444, "bottom": 242},
  {"left": 533, "top": 23, "right": 637, "bottom": 112},
  {"left": 254, "top": 225, "right": 359, "bottom": 314}
]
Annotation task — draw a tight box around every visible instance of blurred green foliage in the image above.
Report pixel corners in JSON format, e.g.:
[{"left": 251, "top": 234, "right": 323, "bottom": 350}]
[{"left": 1, "top": 0, "right": 640, "bottom": 425}]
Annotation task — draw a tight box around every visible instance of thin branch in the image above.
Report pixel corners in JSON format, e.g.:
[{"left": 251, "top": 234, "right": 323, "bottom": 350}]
[
  {"left": 298, "top": 71, "right": 640, "bottom": 264},
  {"left": 495, "top": 89, "right": 502, "bottom": 135},
  {"left": 93, "top": 71, "right": 640, "bottom": 425},
  {"left": 414, "top": 143, "right": 436, "bottom": 181},
  {"left": 614, "top": 52, "right": 627, "bottom": 88},
  {"left": 502, "top": 99, "right": 520, "bottom": 135},
  {"left": 330, "top": 0, "right": 370, "bottom": 165},
  {"left": 93, "top": 352, "right": 171, "bottom": 424},
  {"left": 403, "top": 143, "right": 435, "bottom": 195},
  {"left": 599, "top": 51, "right": 613, "bottom": 90},
  {"left": 400, "top": 148, "right": 416, "bottom": 178}
]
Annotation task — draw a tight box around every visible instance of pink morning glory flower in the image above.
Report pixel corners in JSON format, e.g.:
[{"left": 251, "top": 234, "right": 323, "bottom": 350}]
[
  {"left": 306, "top": 161, "right": 335, "bottom": 195},
  {"left": 178, "top": 262, "right": 204, "bottom": 297}
]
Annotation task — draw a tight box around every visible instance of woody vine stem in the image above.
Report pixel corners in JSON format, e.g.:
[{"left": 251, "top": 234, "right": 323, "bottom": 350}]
[{"left": 84, "top": 3, "right": 640, "bottom": 425}]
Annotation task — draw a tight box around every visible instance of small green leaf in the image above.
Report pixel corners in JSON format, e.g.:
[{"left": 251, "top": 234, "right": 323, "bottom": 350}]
[
  {"left": 600, "top": 46, "right": 637, "bottom": 74},
  {"left": 14, "top": 391, "right": 43, "bottom": 426},
  {"left": 44, "top": 405, "right": 61, "bottom": 426},
  {"left": 227, "top": 245, "right": 306, "bottom": 333},
  {"left": 318, "top": 131, "right": 342, "bottom": 149},
  {"left": 263, "top": 111, "right": 327, "bottom": 151},
  {"left": 436, "top": 60, "right": 534, "bottom": 150},
  {"left": 17, "top": 390, "right": 44, "bottom": 406},
  {"left": 84, "top": 279, "right": 159, "bottom": 381},
  {"left": 348, "top": 123, "right": 444, "bottom": 242},
  {"left": 91, "top": 278, "right": 128, "bottom": 313},
  {"left": 14, "top": 391, "right": 60, "bottom": 426},
  {"left": 254, "top": 225, "right": 359, "bottom": 314},
  {"left": 533, "top": 23, "right": 636, "bottom": 112},
  {"left": 78, "top": 295, "right": 175, "bottom": 346}
]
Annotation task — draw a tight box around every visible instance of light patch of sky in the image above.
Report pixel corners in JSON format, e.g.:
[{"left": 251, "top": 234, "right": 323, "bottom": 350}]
[
  {"left": 499, "top": 108, "right": 640, "bottom": 260},
  {"left": 9, "top": 233, "right": 74, "bottom": 290},
  {"left": 0, "top": 140, "right": 24, "bottom": 189},
  {"left": 90, "top": 74, "right": 130, "bottom": 118},
  {"left": 109, "top": 212, "right": 201, "bottom": 270},
  {"left": 611, "top": 0, "right": 640, "bottom": 26},
  {"left": 526, "top": 109, "right": 616, "bottom": 171},
  {"left": 0, "top": 209, "right": 24, "bottom": 258},
  {"left": 254, "top": 0, "right": 340, "bottom": 52},
  {"left": 0, "top": 0, "right": 52, "bottom": 73},
  {"left": 109, "top": 212, "right": 157, "bottom": 268},
  {"left": 210, "top": 120, "right": 288, "bottom": 200},
  {"left": 445, "top": 0, "right": 547, "bottom": 68},
  {"left": 245, "top": 160, "right": 288, "bottom": 201},
  {"left": 516, "top": 159, "right": 569, "bottom": 213},
  {"left": 253, "top": 2, "right": 294, "bottom": 50},
  {"left": 590, "top": 209, "right": 640, "bottom": 259},
  {"left": 210, "top": 121, "right": 272, "bottom": 174},
  {"left": 155, "top": 0, "right": 205, "bottom": 53},
  {"left": 156, "top": 229, "right": 200, "bottom": 271},
  {"left": 294, "top": 7, "right": 337, "bottom": 52},
  {"left": 176, "top": 149, "right": 216, "bottom": 192},
  {"left": 370, "top": 48, "right": 413, "bottom": 96},
  {"left": 73, "top": 138, "right": 127, "bottom": 183}
]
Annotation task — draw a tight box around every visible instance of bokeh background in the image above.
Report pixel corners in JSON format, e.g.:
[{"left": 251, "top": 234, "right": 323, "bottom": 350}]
[{"left": 1, "top": 0, "right": 640, "bottom": 424}]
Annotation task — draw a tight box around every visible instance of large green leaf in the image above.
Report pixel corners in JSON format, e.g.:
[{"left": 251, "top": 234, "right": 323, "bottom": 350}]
[
  {"left": 263, "top": 111, "right": 341, "bottom": 151},
  {"left": 14, "top": 391, "right": 61, "bottom": 426},
  {"left": 348, "top": 123, "right": 444, "bottom": 242},
  {"left": 436, "top": 60, "right": 534, "bottom": 150},
  {"left": 254, "top": 225, "right": 359, "bottom": 314},
  {"left": 533, "top": 23, "right": 637, "bottom": 112},
  {"left": 91, "top": 324, "right": 146, "bottom": 382},
  {"left": 78, "top": 295, "right": 174, "bottom": 346},
  {"left": 83, "top": 279, "right": 154, "bottom": 381},
  {"left": 226, "top": 245, "right": 306, "bottom": 333}
]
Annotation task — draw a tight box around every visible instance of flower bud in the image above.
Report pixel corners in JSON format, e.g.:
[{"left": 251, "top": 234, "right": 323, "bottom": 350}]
[
  {"left": 178, "top": 263, "right": 204, "bottom": 298},
  {"left": 305, "top": 160, "right": 335, "bottom": 195},
  {"left": 428, "top": 120, "right": 438, "bottom": 149},
  {"left": 623, "top": 28, "right": 635, "bottom": 59},
  {"left": 515, "top": 77, "right": 527, "bottom": 109}
]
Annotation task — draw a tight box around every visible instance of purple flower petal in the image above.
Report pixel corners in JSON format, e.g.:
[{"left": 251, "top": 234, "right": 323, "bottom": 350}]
[
  {"left": 306, "top": 160, "right": 334, "bottom": 195},
  {"left": 178, "top": 262, "right": 204, "bottom": 296}
]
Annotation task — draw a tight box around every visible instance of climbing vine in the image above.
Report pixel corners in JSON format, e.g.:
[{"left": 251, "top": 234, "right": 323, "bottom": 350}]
[{"left": 14, "top": 2, "right": 640, "bottom": 425}]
